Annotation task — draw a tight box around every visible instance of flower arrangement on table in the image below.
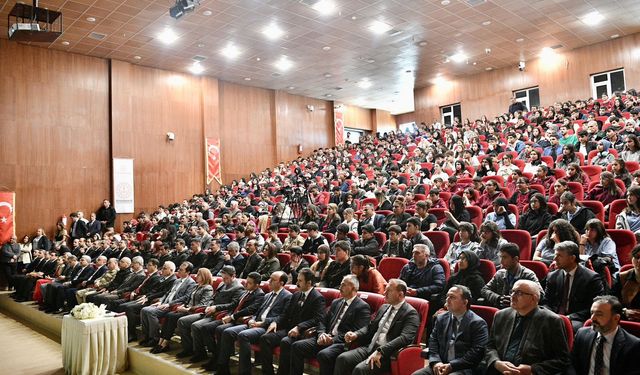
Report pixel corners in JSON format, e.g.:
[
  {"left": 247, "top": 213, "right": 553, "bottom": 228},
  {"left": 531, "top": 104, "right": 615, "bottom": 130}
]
[{"left": 70, "top": 303, "right": 107, "bottom": 320}]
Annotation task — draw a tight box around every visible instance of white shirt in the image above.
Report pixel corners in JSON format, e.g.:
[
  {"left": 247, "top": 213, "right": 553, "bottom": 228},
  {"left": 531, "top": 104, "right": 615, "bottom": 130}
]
[
  {"left": 331, "top": 295, "right": 357, "bottom": 336},
  {"left": 588, "top": 327, "right": 617, "bottom": 375},
  {"left": 376, "top": 301, "right": 404, "bottom": 346},
  {"left": 260, "top": 289, "right": 281, "bottom": 321}
]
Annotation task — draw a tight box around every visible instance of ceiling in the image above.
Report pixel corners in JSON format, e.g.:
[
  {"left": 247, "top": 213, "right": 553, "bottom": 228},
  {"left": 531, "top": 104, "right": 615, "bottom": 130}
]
[{"left": 2, "top": 0, "right": 640, "bottom": 114}]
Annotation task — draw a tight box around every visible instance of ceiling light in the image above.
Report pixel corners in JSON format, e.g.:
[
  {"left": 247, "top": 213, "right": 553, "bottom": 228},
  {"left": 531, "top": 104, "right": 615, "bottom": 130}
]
[
  {"left": 244, "top": 77, "right": 252, "bottom": 81},
  {"left": 312, "top": 0, "right": 337, "bottom": 15},
  {"left": 197, "top": 43, "right": 205, "bottom": 48},
  {"left": 86, "top": 17, "right": 96, "bottom": 22},
  {"left": 582, "top": 11, "right": 604, "bottom": 25},
  {"left": 323, "top": 73, "right": 332, "bottom": 78},
  {"left": 611, "top": 34, "right": 620, "bottom": 39},
  {"left": 351, "top": 16, "right": 357, "bottom": 20},
  {"left": 189, "top": 62, "right": 205, "bottom": 75},
  {"left": 256, "top": 57, "right": 261, "bottom": 61},
  {"left": 366, "top": 58, "right": 375, "bottom": 63},
  {"left": 157, "top": 28, "right": 178, "bottom": 44},
  {"left": 262, "top": 22, "right": 284, "bottom": 40},
  {"left": 441, "top": 0, "right": 450, "bottom": 5},
  {"left": 482, "top": 20, "right": 491, "bottom": 26},
  {"left": 287, "top": 86, "right": 295, "bottom": 90},
  {"left": 368, "top": 20, "right": 393, "bottom": 35},
  {"left": 432, "top": 75, "right": 447, "bottom": 85},
  {"left": 324, "top": 94, "right": 333, "bottom": 98},
  {"left": 202, "top": 10, "right": 212, "bottom": 16},
  {"left": 472, "top": 61, "right": 477, "bottom": 65},
  {"left": 515, "top": 38, "right": 524, "bottom": 42},
  {"left": 133, "top": 55, "right": 142, "bottom": 60},
  {"left": 540, "top": 47, "right": 555, "bottom": 58},
  {"left": 418, "top": 41, "right": 428, "bottom": 47},
  {"left": 61, "top": 41, "right": 69, "bottom": 45},
  {"left": 357, "top": 78, "right": 372, "bottom": 89},
  {"left": 220, "top": 43, "right": 241, "bottom": 59},
  {"left": 485, "top": 67, "right": 493, "bottom": 71},
  {"left": 322, "top": 46, "right": 331, "bottom": 51},
  {"left": 274, "top": 56, "right": 293, "bottom": 71},
  {"left": 450, "top": 51, "right": 467, "bottom": 63}
]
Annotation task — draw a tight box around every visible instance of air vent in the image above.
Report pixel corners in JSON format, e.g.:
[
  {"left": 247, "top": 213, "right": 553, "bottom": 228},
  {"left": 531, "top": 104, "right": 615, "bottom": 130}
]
[
  {"left": 334, "top": 87, "right": 343, "bottom": 91},
  {"left": 271, "top": 72, "right": 281, "bottom": 77},
  {"left": 464, "top": 0, "right": 486, "bottom": 6},
  {"left": 192, "top": 55, "right": 207, "bottom": 62},
  {"left": 89, "top": 32, "right": 106, "bottom": 40},
  {"left": 550, "top": 44, "right": 563, "bottom": 49}
]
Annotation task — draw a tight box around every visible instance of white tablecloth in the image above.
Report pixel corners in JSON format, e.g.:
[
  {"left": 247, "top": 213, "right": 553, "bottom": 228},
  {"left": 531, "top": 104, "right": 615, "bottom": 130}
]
[{"left": 61, "top": 315, "right": 128, "bottom": 375}]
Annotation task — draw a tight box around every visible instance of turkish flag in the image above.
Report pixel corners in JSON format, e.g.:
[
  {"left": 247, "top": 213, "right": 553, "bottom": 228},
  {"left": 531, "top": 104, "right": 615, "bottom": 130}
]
[
  {"left": 0, "top": 192, "right": 15, "bottom": 244},
  {"left": 206, "top": 138, "right": 222, "bottom": 185}
]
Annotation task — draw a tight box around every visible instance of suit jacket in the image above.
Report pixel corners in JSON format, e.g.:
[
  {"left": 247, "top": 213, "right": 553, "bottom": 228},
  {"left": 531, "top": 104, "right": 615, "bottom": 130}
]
[
  {"left": 226, "top": 254, "right": 246, "bottom": 276},
  {"left": 202, "top": 250, "right": 225, "bottom": 275},
  {"left": 85, "top": 265, "right": 108, "bottom": 285},
  {"left": 358, "top": 214, "right": 385, "bottom": 234},
  {"left": 70, "top": 265, "right": 96, "bottom": 286},
  {"left": 485, "top": 306, "right": 570, "bottom": 375},
  {"left": 257, "top": 257, "right": 281, "bottom": 280},
  {"left": 115, "top": 269, "right": 146, "bottom": 295},
  {"left": 136, "top": 273, "right": 162, "bottom": 296},
  {"left": 253, "top": 288, "right": 292, "bottom": 326},
  {"left": 570, "top": 326, "right": 640, "bottom": 375},
  {"left": 276, "top": 288, "right": 325, "bottom": 333},
  {"left": 1, "top": 243, "right": 20, "bottom": 263},
  {"left": 106, "top": 268, "right": 132, "bottom": 291},
  {"left": 355, "top": 301, "right": 420, "bottom": 357},
  {"left": 146, "top": 274, "right": 177, "bottom": 302},
  {"left": 543, "top": 265, "right": 605, "bottom": 323},
  {"left": 112, "top": 249, "right": 132, "bottom": 261},
  {"left": 162, "top": 276, "right": 196, "bottom": 305},
  {"left": 71, "top": 220, "right": 88, "bottom": 239},
  {"left": 352, "top": 238, "right": 380, "bottom": 257},
  {"left": 33, "top": 236, "right": 52, "bottom": 251},
  {"left": 186, "top": 284, "right": 214, "bottom": 308},
  {"left": 86, "top": 220, "right": 102, "bottom": 237},
  {"left": 187, "top": 251, "right": 207, "bottom": 272},
  {"left": 210, "top": 279, "right": 245, "bottom": 312},
  {"left": 230, "top": 288, "right": 265, "bottom": 321},
  {"left": 281, "top": 258, "right": 309, "bottom": 284},
  {"left": 317, "top": 296, "right": 370, "bottom": 343},
  {"left": 428, "top": 310, "right": 488, "bottom": 373},
  {"left": 241, "top": 252, "right": 262, "bottom": 279}
]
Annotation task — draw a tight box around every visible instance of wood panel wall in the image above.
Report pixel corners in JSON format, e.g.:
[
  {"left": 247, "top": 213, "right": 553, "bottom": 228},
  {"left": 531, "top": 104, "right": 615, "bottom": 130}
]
[
  {"left": 0, "top": 39, "right": 110, "bottom": 238},
  {"left": 372, "top": 109, "right": 397, "bottom": 134},
  {"left": 414, "top": 33, "right": 640, "bottom": 123},
  {"left": 343, "top": 104, "right": 374, "bottom": 132},
  {"left": 274, "top": 91, "right": 334, "bottom": 162},
  {"left": 394, "top": 112, "right": 416, "bottom": 125}
]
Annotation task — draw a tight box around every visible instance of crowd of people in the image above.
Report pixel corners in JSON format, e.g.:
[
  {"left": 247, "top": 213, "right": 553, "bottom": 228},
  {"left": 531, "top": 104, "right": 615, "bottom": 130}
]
[{"left": 3, "top": 90, "right": 640, "bottom": 374}]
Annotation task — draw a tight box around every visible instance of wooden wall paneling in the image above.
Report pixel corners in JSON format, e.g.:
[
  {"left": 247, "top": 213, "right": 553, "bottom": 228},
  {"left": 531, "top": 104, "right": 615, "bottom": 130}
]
[
  {"left": 343, "top": 104, "right": 374, "bottom": 132},
  {"left": 219, "top": 81, "right": 277, "bottom": 183},
  {"left": 414, "top": 33, "right": 640, "bottom": 123},
  {"left": 394, "top": 112, "right": 416, "bottom": 125},
  {"left": 372, "top": 109, "right": 397, "bottom": 134},
  {"left": 274, "top": 91, "right": 334, "bottom": 163},
  {"left": 0, "top": 39, "right": 110, "bottom": 238},
  {"left": 110, "top": 60, "right": 205, "bottom": 220}
]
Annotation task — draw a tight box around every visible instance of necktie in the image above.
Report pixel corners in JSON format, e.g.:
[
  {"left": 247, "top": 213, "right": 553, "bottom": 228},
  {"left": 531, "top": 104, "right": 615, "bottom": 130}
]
[
  {"left": 447, "top": 317, "right": 459, "bottom": 361},
  {"left": 504, "top": 315, "right": 525, "bottom": 364},
  {"left": 298, "top": 292, "right": 307, "bottom": 307},
  {"left": 551, "top": 146, "right": 557, "bottom": 161},
  {"left": 258, "top": 292, "right": 276, "bottom": 321},
  {"left": 234, "top": 291, "right": 251, "bottom": 313},
  {"left": 593, "top": 335, "right": 605, "bottom": 375},
  {"left": 134, "top": 274, "right": 152, "bottom": 295},
  {"left": 329, "top": 300, "right": 348, "bottom": 336},
  {"left": 559, "top": 272, "right": 571, "bottom": 315},
  {"left": 368, "top": 306, "right": 395, "bottom": 352}
]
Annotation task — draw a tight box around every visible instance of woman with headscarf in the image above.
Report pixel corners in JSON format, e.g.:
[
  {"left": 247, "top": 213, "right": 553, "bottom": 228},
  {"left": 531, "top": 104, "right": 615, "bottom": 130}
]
[
  {"left": 590, "top": 139, "right": 616, "bottom": 167},
  {"left": 484, "top": 197, "right": 517, "bottom": 230},
  {"left": 442, "top": 250, "right": 486, "bottom": 305},
  {"left": 518, "top": 193, "right": 554, "bottom": 238}
]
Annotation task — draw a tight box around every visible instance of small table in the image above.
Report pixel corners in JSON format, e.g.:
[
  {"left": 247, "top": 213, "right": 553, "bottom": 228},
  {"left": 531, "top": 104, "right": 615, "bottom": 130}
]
[{"left": 61, "top": 314, "right": 128, "bottom": 375}]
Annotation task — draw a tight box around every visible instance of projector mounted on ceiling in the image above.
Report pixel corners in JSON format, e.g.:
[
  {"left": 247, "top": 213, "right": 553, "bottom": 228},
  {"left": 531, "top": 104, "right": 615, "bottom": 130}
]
[
  {"left": 7, "top": 0, "right": 63, "bottom": 43},
  {"left": 170, "top": 0, "right": 201, "bottom": 20}
]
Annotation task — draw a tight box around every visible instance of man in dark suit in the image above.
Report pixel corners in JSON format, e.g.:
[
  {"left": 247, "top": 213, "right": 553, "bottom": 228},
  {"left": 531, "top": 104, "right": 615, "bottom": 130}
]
[
  {"left": 202, "top": 239, "right": 225, "bottom": 275},
  {"left": 414, "top": 285, "right": 488, "bottom": 375},
  {"left": 381, "top": 200, "right": 412, "bottom": 233},
  {"left": 63, "top": 255, "right": 108, "bottom": 310},
  {"left": 217, "top": 271, "right": 292, "bottom": 375},
  {"left": 240, "top": 240, "right": 262, "bottom": 279},
  {"left": 88, "top": 256, "right": 146, "bottom": 308},
  {"left": 86, "top": 212, "right": 102, "bottom": 238},
  {"left": 175, "top": 265, "right": 245, "bottom": 358},
  {"left": 290, "top": 274, "right": 371, "bottom": 375},
  {"left": 358, "top": 203, "right": 385, "bottom": 235},
  {"left": 570, "top": 295, "right": 640, "bottom": 375},
  {"left": 117, "top": 260, "right": 177, "bottom": 341},
  {"left": 104, "top": 258, "right": 161, "bottom": 311},
  {"left": 259, "top": 268, "right": 325, "bottom": 375},
  {"left": 70, "top": 212, "right": 88, "bottom": 240},
  {"left": 111, "top": 240, "right": 132, "bottom": 261},
  {"left": 138, "top": 262, "right": 196, "bottom": 347},
  {"left": 335, "top": 279, "right": 420, "bottom": 375},
  {"left": 45, "top": 255, "right": 95, "bottom": 313},
  {"left": 543, "top": 241, "right": 605, "bottom": 332},
  {"left": 96, "top": 199, "right": 116, "bottom": 229},
  {"left": 301, "top": 223, "right": 329, "bottom": 254},
  {"left": 196, "top": 272, "right": 265, "bottom": 371},
  {"left": 224, "top": 241, "right": 246, "bottom": 276},
  {"left": 485, "top": 280, "right": 570, "bottom": 375},
  {"left": 280, "top": 247, "right": 309, "bottom": 285}
]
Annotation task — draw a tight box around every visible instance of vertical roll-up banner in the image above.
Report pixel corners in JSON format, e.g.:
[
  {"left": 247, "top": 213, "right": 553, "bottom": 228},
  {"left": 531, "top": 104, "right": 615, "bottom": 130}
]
[
  {"left": 334, "top": 103, "right": 345, "bottom": 146},
  {"left": 113, "top": 158, "right": 134, "bottom": 213}
]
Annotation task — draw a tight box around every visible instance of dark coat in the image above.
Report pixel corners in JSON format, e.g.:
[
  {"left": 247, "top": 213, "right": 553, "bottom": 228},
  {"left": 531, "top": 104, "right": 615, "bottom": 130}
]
[
  {"left": 428, "top": 310, "right": 488, "bottom": 372},
  {"left": 569, "top": 326, "right": 640, "bottom": 375}
]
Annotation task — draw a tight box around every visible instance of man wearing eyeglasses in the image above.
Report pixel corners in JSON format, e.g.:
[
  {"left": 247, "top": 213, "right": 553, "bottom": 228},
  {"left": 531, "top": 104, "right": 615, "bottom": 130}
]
[{"left": 484, "top": 280, "right": 570, "bottom": 375}]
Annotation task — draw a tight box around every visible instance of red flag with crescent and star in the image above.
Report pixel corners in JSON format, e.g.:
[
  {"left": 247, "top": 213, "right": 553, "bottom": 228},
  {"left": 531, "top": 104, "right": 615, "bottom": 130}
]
[
  {"left": 206, "top": 138, "right": 222, "bottom": 185},
  {"left": 0, "top": 192, "right": 15, "bottom": 244}
]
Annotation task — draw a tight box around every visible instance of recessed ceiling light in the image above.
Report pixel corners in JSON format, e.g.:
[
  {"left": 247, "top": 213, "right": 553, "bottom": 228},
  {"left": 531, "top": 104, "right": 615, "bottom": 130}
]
[
  {"left": 450, "top": 51, "right": 467, "bottom": 63},
  {"left": 368, "top": 20, "right": 393, "bottom": 35},
  {"left": 61, "top": 41, "right": 70, "bottom": 45},
  {"left": 357, "top": 78, "right": 372, "bottom": 89},
  {"left": 366, "top": 58, "right": 375, "bottom": 63},
  {"left": 472, "top": 61, "right": 477, "bottom": 65},
  {"left": 262, "top": 22, "right": 284, "bottom": 41},
  {"left": 485, "top": 67, "right": 493, "bottom": 71},
  {"left": 202, "top": 10, "right": 212, "bottom": 16},
  {"left": 323, "top": 73, "right": 332, "bottom": 78},
  {"left": 86, "top": 17, "right": 96, "bottom": 22},
  {"left": 611, "top": 34, "right": 620, "bottom": 39},
  {"left": 133, "top": 55, "right": 142, "bottom": 60},
  {"left": 324, "top": 94, "right": 333, "bottom": 97},
  {"left": 418, "top": 41, "right": 428, "bottom": 47},
  {"left": 432, "top": 75, "right": 447, "bottom": 85},
  {"left": 515, "top": 38, "right": 524, "bottom": 42},
  {"left": 482, "top": 20, "right": 491, "bottom": 26},
  {"left": 157, "top": 28, "right": 178, "bottom": 44},
  {"left": 189, "top": 62, "right": 205, "bottom": 75},
  {"left": 197, "top": 43, "right": 205, "bottom": 48},
  {"left": 441, "top": 0, "right": 450, "bottom": 5},
  {"left": 582, "top": 11, "right": 604, "bottom": 25},
  {"left": 256, "top": 57, "right": 261, "bottom": 61},
  {"left": 312, "top": 0, "right": 337, "bottom": 15},
  {"left": 351, "top": 16, "right": 357, "bottom": 20},
  {"left": 274, "top": 56, "right": 293, "bottom": 71},
  {"left": 287, "top": 86, "right": 295, "bottom": 90},
  {"left": 485, "top": 48, "right": 492, "bottom": 54},
  {"left": 244, "top": 77, "right": 252, "bottom": 81},
  {"left": 220, "top": 43, "right": 241, "bottom": 59},
  {"left": 322, "top": 46, "right": 331, "bottom": 51}
]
